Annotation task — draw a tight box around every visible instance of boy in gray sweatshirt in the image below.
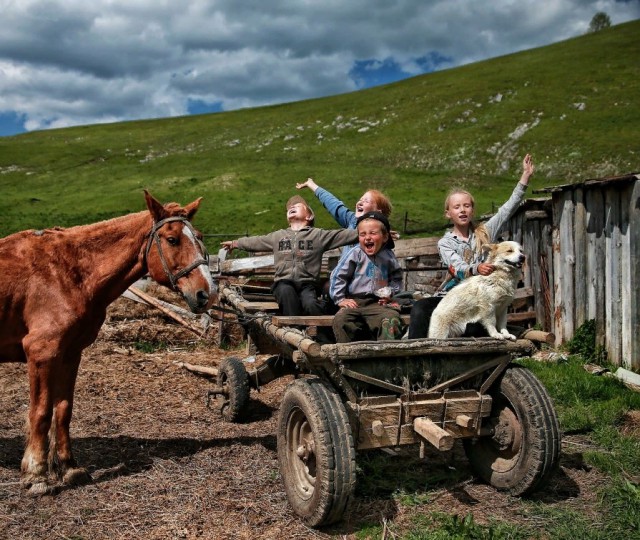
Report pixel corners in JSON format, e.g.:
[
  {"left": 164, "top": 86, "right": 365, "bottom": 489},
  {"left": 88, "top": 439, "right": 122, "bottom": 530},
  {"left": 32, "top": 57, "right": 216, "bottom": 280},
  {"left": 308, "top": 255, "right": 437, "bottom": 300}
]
[{"left": 221, "top": 195, "right": 357, "bottom": 319}]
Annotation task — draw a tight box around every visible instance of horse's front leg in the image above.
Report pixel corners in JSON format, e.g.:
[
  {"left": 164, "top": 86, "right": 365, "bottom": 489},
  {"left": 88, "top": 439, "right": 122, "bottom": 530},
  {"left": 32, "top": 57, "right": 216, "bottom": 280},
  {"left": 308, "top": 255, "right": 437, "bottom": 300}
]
[
  {"left": 50, "top": 353, "right": 92, "bottom": 487},
  {"left": 22, "top": 347, "right": 56, "bottom": 495}
]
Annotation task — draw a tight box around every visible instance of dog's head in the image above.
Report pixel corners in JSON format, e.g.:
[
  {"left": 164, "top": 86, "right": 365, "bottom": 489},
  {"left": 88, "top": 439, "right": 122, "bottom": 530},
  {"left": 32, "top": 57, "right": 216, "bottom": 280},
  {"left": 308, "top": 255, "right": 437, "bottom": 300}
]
[{"left": 482, "top": 240, "right": 526, "bottom": 269}]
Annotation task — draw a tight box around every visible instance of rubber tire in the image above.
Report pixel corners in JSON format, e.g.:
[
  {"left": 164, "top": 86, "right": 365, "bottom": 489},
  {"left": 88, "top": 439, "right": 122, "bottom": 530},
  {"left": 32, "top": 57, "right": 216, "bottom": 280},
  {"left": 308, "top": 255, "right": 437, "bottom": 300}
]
[
  {"left": 463, "top": 365, "right": 561, "bottom": 496},
  {"left": 277, "top": 378, "right": 356, "bottom": 527},
  {"left": 217, "top": 356, "right": 249, "bottom": 423}
]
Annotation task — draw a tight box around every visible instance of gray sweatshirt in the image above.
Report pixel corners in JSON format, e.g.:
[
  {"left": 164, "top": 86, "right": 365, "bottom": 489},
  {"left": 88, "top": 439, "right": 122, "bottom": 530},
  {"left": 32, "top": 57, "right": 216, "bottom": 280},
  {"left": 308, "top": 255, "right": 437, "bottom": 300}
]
[{"left": 236, "top": 226, "right": 358, "bottom": 284}]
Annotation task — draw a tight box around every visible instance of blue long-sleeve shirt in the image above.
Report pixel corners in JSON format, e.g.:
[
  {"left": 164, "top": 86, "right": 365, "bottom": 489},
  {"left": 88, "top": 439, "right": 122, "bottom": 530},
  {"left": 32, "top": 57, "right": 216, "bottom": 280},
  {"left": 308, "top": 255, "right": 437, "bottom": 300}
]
[
  {"left": 314, "top": 187, "right": 358, "bottom": 229},
  {"left": 329, "top": 246, "right": 402, "bottom": 305}
]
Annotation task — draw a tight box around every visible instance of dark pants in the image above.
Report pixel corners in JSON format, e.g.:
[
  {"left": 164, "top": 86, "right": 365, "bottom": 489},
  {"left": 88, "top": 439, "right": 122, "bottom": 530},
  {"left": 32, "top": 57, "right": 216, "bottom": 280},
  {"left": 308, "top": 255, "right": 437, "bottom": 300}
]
[
  {"left": 407, "top": 296, "right": 487, "bottom": 339},
  {"left": 407, "top": 296, "right": 443, "bottom": 339},
  {"left": 272, "top": 280, "right": 325, "bottom": 316},
  {"left": 333, "top": 298, "right": 403, "bottom": 343}
]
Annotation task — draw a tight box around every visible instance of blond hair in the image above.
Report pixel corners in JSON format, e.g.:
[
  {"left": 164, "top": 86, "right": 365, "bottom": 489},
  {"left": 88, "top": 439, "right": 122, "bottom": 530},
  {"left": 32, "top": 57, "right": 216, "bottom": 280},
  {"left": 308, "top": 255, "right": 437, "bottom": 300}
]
[
  {"left": 444, "top": 188, "right": 475, "bottom": 214},
  {"left": 443, "top": 188, "right": 489, "bottom": 255}
]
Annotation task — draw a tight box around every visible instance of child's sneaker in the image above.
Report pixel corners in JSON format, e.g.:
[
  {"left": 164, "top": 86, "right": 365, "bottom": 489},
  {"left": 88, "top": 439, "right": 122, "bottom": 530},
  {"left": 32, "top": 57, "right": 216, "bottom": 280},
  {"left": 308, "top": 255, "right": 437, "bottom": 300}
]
[{"left": 380, "top": 317, "right": 403, "bottom": 340}]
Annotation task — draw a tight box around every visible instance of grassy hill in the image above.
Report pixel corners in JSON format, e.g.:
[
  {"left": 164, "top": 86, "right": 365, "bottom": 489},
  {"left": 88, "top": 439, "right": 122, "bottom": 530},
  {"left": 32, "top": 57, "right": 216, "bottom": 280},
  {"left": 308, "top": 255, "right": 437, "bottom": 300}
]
[{"left": 0, "top": 20, "right": 638, "bottom": 247}]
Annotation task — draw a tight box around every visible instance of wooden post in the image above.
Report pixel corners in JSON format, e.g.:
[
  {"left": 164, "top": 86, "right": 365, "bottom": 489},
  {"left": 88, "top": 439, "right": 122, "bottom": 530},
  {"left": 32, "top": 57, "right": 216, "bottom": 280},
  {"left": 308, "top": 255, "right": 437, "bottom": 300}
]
[{"left": 413, "top": 417, "right": 453, "bottom": 451}]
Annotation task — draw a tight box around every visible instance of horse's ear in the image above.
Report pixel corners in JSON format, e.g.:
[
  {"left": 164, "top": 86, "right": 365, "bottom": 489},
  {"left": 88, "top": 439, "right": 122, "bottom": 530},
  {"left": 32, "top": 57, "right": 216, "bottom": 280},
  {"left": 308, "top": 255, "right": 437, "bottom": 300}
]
[
  {"left": 144, "top": 190, "right": 167, "bottom": 222},
  {"left": 183, "top": 197, "right": 203, "bottom": 221}
]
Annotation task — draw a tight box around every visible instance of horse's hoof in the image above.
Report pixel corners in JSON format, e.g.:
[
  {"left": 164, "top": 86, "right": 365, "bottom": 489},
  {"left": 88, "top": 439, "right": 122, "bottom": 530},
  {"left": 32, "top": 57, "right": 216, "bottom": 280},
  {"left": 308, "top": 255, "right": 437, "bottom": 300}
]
[
  {"left": 27, "top": 481, "right": 57, "bottom": 497},
  {"left": 63, "top": 467, "right": 92, "bottom": 486}
]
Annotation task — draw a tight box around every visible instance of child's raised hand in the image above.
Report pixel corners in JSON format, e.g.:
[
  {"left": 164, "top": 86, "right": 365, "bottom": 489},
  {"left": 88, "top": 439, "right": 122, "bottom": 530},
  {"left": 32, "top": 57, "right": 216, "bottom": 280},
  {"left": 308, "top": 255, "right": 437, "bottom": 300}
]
[
  {"left": 521, "top": 154, "right": 535, "bottom": 184},
  {"left": 296, "top": 177, "right": 318, "bottom": 192}
]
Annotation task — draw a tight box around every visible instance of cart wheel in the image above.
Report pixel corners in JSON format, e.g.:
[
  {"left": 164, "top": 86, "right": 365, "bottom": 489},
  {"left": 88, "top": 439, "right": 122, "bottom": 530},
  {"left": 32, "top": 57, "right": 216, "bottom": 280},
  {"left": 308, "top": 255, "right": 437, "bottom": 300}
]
[
  {"left": 463, "top": 365, "right": 560, "bottom": 495},
  {"left": 217, "top": 356, "right": 249, "bottom": 422},
  {"left": 277, "top": 378, "right": 356, "bottom": 527}
]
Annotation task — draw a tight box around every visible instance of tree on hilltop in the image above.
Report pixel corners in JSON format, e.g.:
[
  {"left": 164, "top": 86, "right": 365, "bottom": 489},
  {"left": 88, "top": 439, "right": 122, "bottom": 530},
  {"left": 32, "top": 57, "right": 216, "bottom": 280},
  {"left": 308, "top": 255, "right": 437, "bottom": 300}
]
[{"left": 588, "top": 12, "right": 611, "bottom": 33}]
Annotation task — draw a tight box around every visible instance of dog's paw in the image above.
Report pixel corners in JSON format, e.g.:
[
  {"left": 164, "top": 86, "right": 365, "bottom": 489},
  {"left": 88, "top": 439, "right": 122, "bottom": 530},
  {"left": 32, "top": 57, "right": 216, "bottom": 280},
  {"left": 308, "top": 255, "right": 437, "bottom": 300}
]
[{"left": 500, "top": 329, "right": 517, "bottom": 340}]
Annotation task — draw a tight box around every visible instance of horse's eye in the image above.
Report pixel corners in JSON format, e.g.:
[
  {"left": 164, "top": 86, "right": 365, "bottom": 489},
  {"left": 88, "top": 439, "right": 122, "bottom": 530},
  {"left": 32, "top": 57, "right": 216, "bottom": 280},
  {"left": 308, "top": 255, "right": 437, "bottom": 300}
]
[{"left": 166, "top": 236, "right": 178, "bottom": 246}]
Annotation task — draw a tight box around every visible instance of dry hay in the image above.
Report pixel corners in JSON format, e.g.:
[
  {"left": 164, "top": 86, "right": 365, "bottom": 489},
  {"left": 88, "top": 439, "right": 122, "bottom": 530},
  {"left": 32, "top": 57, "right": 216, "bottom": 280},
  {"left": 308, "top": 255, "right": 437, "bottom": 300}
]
[{"left": 0, "top": 290, "right": 623, "bottom": 539}]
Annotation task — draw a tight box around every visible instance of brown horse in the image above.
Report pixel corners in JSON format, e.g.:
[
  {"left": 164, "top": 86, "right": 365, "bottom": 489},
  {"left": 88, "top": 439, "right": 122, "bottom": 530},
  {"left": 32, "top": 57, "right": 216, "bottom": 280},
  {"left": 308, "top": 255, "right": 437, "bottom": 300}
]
[{"left": 0, "top": 191, "right": 216, "bottom": 495}]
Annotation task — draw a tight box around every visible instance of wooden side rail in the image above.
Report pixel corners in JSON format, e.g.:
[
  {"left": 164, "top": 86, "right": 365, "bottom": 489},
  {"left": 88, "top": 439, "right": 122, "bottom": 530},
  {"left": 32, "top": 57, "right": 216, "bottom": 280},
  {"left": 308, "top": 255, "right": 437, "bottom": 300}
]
[
  {"left": 270, "top": 314, "right": 554, "bottom": 345},
  {"left": 271, "top": 314, "right": 412, "bottom": 327},
  {"left": 270, "top": 312, "right": 538, "bottom": 328}
]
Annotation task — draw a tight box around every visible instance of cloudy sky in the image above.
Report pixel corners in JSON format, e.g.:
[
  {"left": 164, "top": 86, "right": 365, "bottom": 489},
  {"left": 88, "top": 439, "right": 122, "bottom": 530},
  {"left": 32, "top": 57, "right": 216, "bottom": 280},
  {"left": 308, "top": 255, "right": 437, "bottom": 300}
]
[{"left": 0, "top": 0, "right": 638, "bottom": 137}]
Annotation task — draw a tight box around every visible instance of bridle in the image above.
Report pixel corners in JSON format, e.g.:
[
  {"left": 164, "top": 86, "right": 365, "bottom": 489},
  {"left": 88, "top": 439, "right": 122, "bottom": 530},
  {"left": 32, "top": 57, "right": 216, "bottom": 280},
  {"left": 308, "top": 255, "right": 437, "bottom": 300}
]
[{"left": 144, "top": 216, "right": 210, "bottom": 290}]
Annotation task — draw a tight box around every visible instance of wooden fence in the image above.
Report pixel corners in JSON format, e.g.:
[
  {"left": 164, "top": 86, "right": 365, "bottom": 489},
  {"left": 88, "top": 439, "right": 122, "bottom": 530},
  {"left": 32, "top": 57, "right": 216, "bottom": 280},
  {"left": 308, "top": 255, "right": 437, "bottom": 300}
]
[{"left": 538, "top": 173, "right": 639, "bottom": 370}]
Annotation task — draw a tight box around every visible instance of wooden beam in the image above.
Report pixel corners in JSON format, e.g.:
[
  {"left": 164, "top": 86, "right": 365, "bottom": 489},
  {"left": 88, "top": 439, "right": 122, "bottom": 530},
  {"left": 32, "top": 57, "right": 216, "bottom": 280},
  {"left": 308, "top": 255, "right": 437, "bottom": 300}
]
[
  {"left": 507, "top": 311, "right": 537, "bottom": 323},
  {"left": 413, "top": 417, "right": 453, "bottom": 451}
]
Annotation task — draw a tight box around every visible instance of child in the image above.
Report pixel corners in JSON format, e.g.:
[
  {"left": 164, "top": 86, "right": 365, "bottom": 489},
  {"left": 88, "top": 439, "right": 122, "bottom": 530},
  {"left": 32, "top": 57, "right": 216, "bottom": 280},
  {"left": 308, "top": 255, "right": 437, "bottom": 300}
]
[
  {"left": 329, "top": 211, "right": 403, "bottom": 343},
  {"left": 296, "top": 178, "right": 395, "bottom": 310},
  {"left": 407, "top": 153, "right": 535, "bottom": 339},
  {"left": 296, "top": 178, "right": 393, "bottom": 229},
  {"left": 221, "top": 195, "right": 358, "bottom": 319}
]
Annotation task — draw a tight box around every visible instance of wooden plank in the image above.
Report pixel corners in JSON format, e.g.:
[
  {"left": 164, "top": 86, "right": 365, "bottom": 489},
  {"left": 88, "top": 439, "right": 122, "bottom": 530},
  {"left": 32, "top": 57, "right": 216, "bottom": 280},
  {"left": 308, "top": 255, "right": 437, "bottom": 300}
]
[
  {"left": 243, "top": 301, "right": 280, "bottom": 312},
  {"left": 605, "top": 188, "right": 622, "bottom": 363},
  {"left": 626, "top": 180, "right": 640, "bottom": 370},
  {"left": 525, "top": 210, "right": 550, "bottom": 220},
  {"left": 359, "top": 399, "right": 444, "bottom": 427},
  {"left": 220, "top": 254, "right": 274, "bottom": 274},
  {"left": 574, "top": 188, "right": 587, "bottom": 330},
  {"left": 507, "top": 311, "right": 537, "bottom": 323},
  {"left": 585, "top": 187, "right": 605, "bottom": 344},
  {"left": 560, "top": 190, "right": 576, "bottom": 343},
  {"left": 619, "top": 182, "right": 632, "bottom": 368},
  {"left": 542, "top": 218, "right": 554, "bottom": 334},
  {"left": 392, "top": 237, "right": 439, "bottom": 259},
  {"left": 514, "top": 287, "right": 534, "bottom": 299}
]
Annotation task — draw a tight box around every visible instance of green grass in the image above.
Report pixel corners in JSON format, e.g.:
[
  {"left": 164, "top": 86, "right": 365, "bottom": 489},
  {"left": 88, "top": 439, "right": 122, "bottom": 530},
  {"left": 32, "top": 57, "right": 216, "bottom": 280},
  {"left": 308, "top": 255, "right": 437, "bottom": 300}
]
[
  {"left": 133, "top": 340, "right": 170, "bottom": 353},
  {"left": 0, "top": 21, "right": 638, "bottom": 250}
]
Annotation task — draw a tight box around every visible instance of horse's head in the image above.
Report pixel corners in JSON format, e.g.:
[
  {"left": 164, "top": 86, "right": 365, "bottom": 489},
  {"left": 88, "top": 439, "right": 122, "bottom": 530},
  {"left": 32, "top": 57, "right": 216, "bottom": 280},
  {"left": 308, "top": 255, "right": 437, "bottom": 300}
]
[{"left": 143, "top": 190, "right": 217, "bottom": 313}]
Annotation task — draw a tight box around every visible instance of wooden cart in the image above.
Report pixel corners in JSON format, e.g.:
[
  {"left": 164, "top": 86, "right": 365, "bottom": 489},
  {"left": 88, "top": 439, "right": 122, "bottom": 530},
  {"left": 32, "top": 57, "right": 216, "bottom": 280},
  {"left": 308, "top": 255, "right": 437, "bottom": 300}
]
[{"left": 211, "top": 280, "right": 561, "bottom": 528}]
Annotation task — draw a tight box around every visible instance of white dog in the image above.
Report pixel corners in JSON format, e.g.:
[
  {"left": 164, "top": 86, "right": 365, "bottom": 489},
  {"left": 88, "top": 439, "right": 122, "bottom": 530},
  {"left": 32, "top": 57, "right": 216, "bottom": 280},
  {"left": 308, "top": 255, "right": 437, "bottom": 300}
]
[{"left": 428, "top": 241, "right": 525, "bottom": 340}]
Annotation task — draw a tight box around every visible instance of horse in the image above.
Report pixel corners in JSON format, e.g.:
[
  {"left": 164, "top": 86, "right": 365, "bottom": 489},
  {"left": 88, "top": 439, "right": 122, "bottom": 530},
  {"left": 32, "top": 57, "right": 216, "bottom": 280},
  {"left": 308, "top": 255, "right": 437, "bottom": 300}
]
[{"left": 0, "top": 190, "right": 216, "bottom": 495}]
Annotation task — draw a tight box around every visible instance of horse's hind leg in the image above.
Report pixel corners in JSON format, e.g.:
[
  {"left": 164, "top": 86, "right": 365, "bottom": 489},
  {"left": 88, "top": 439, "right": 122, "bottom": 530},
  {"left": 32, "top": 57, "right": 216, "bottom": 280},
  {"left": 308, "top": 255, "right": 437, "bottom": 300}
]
[{"left": 50, "top": 355, "right": 92, "bottom": 487}]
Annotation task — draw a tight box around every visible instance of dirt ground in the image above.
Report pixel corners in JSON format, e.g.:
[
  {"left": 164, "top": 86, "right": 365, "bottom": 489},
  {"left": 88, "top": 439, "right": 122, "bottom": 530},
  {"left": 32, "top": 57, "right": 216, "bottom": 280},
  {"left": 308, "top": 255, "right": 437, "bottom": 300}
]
[{"left": 0, "top": 286, "right": 618, "bottom": 539}]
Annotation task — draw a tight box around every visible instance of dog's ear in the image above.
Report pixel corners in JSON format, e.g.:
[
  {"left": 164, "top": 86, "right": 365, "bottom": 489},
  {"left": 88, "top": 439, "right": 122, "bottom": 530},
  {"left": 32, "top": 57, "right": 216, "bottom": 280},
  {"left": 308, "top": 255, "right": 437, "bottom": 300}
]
[{"left": 481, "top": 243, "right": 497, "bottom": 262}]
